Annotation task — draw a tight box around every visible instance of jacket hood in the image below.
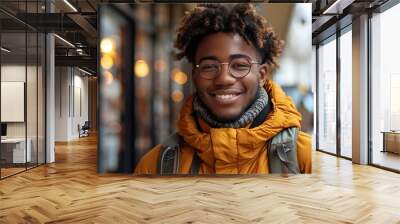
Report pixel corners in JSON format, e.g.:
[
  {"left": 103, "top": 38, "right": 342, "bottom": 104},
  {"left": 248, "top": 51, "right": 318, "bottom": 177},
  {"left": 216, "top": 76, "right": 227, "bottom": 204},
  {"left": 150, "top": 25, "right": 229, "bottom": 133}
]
[{"left": 176, "top": 80, "right": 302, "bottom": 172}]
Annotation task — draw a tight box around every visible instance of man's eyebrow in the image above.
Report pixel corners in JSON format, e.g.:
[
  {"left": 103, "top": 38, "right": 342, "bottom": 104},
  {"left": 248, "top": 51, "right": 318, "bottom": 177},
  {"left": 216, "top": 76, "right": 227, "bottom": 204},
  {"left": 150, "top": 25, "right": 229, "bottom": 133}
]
[
  {"left": 230, "top": 54, "right": 252, "bottom": 60},
  {"left": 198, "top": 56, "right": 219, "bottom": 62},
  {"left": 198, "top": 54, "right": 253, "bottom": 63}
]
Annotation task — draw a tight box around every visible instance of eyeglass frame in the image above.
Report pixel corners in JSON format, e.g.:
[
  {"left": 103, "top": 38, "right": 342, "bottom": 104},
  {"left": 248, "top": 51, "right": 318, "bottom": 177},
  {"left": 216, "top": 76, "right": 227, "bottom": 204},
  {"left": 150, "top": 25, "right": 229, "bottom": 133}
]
[{"left": 194, "top": 56, "right": 261, "bottom": 80}]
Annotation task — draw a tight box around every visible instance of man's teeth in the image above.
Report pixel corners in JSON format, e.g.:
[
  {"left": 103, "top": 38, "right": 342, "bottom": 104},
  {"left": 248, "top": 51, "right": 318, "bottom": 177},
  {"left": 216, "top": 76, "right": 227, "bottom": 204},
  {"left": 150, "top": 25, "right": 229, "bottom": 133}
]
[{"left": 215, "top": 94, "right": 237, "bottom": 99}]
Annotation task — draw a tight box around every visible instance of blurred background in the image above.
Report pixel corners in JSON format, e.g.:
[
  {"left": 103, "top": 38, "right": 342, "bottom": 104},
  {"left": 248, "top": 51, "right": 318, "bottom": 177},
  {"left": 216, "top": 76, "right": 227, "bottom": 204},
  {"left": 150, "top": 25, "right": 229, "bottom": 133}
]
[{"left": 98, "top": 3, "right": 313, "bottom": 171}]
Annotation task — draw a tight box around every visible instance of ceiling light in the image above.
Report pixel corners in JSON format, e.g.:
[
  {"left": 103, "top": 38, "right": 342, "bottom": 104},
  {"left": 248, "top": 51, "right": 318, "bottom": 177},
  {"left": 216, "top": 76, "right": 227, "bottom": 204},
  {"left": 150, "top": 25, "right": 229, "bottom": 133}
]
[
  {"left": 1, "top": 47, "right": 11, "bottom": 53},
  {"left": 63, "top": 0, "right": 78, "bottom": 12},
  {"left": 322, "top": 0, "right": 354, "bottom": 15},
  {"left": 54, "top": 34, "right": 75, "bottom": 48},
  {"left": 78, "top": 67, "right": 93, "bottom": 76},
  {"left": 323, "top": 0, "right": 341, "bottom": 14}
]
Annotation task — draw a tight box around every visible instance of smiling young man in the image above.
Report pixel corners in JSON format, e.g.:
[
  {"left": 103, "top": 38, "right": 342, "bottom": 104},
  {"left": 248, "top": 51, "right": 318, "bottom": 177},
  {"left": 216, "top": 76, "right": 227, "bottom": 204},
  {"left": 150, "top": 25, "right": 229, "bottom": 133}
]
[{"left": 134, "top": 3, "right": 312, "bottom": 175}]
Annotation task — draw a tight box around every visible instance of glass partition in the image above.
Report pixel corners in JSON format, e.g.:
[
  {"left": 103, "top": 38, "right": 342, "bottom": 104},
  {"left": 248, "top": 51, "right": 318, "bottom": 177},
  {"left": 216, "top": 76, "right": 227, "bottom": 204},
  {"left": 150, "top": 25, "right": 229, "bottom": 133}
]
[
  {"left": 339, "top": 29, "right": 352, "bottom": 158},
  {"left": 317, "top": 37, "right": 337, "bottom": 155},
  {"left": 371, "top": 3, "right": 400, "bottom": 171},
  {"left": 0, "top": 1, "right": 46, "bottom": 179},
  {"left": 1, "top": 31, "right": 28, "bottom": 177}
]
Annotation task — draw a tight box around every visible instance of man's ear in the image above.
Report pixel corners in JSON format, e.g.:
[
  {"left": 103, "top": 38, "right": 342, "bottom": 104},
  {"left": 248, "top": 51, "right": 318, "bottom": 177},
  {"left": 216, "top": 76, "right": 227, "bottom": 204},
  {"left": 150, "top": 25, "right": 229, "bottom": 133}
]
[{"left": 258, "top": 64, "right": 269, "bottom": 87}]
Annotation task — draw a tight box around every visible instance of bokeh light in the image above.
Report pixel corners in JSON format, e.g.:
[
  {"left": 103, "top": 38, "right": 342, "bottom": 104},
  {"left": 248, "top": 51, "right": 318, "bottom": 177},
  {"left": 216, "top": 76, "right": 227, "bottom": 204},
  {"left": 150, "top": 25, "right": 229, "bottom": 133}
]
[
  {"left": 135, "top": 59, "right": 149, "bottom": 78},
  {"left": 171, "top": 90, "right": 184, "bottom": 103},
  {"left": 155, "top": 59, "right": 166, "bottom": 73},
  {"left": 103, "top": 71, "right": 114, "bottom": 85},
  {"left": 173, "top": 71, "right": 188, "bottom": 85},
  {"left": 100, "top": 38, "right": 114, "bottom": 53},
  {"left": 101, "top": 55, "right": 114, "bottom": 69}
]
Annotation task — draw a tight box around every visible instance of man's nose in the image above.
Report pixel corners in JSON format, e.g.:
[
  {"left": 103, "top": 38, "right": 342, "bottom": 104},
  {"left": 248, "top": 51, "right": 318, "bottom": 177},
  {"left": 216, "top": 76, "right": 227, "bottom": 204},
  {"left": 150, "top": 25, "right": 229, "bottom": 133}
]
[{"left": 214, "top": 63, "right": 236, "bottom": 85}]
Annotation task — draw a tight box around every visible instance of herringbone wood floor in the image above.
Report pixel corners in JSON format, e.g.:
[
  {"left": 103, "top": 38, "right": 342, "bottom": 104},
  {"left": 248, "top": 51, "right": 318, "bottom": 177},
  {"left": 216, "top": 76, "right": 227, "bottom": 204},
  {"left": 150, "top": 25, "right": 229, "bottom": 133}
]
[{"left": 1, "top": 135, "right": 400, "bottom": 223}]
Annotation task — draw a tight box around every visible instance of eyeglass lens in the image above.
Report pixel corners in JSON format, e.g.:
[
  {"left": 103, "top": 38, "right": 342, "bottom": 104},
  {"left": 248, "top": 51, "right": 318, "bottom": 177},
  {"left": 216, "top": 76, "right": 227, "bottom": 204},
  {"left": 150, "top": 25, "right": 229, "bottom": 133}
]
[{"left": 197, "top": 57, "right": 254, "bottom": 79}]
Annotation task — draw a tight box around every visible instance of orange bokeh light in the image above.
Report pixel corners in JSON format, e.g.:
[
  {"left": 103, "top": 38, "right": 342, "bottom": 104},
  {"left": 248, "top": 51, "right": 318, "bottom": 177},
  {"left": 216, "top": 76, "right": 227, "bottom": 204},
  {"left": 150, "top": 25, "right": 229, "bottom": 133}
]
[
  {"left": 171, "top": 90, "right": 184, "bottom": 103},
  {"left": 101, "top": 55, "right": 114, "bottom": 69}
]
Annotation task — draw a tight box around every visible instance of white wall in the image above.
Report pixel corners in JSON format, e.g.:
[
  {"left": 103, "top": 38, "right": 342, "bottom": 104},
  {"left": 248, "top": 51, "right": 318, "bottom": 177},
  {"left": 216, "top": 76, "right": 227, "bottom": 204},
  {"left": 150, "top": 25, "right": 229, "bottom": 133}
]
[
  {"left": 1, "top": 65, "right": 36, "bottom": 138},
  {"left": 55, "top": 67, "right": 89, "bottom": 141},
  {"left": 1, "top": 64, "right": 45, "bottom": 164},
  {"left": 55, "top": 67, "right": 69, "bottom": 141}
]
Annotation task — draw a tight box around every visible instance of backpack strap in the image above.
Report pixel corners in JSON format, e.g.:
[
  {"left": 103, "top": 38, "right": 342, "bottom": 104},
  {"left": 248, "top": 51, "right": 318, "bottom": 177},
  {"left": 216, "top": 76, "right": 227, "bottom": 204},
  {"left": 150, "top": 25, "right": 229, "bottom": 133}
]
[
  {"left": 157, "top": 132, "right": 202, "bottom": 175},
  {"left": 268, "top": 127, "right": 300, "bottom": 174},
  {"left": 157, "top": 133, "right": 181, "bottom": 175},
  {"left": 190, "top": 152, "right": 201, "bottom": 175}
]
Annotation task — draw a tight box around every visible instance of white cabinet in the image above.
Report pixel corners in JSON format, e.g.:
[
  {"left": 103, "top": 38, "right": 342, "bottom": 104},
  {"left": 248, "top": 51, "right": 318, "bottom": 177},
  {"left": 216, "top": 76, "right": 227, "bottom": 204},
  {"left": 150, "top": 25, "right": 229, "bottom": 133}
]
[{"left": 1, "top": 138, "right": 32, "bottom": 163}]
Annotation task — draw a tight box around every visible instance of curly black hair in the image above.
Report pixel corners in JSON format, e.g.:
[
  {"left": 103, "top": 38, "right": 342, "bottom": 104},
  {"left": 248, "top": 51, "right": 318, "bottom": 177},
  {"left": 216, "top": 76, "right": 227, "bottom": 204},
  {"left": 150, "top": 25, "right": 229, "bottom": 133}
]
[{"left": 174, "top": 3, "right": 284, "bottom": 71}]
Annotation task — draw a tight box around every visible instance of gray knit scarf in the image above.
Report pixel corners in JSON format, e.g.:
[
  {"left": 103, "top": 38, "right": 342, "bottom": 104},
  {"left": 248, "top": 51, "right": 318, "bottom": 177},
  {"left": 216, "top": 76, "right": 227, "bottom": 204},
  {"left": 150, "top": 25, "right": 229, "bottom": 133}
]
[{"left": 193, "top": 87, "right": 269, "bottom": 128}]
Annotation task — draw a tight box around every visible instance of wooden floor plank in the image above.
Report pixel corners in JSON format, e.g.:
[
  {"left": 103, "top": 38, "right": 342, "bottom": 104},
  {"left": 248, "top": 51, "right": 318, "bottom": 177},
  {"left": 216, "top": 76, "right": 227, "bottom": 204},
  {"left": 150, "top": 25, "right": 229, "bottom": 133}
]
[{"left": 0, "top": 135, "right": 400, "bottom": 223}]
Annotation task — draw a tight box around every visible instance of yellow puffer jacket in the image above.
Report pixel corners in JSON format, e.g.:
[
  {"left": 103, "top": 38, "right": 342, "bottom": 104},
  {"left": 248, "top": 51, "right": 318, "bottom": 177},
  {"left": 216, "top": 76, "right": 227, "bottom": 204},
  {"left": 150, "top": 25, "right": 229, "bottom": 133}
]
[{"left": 134, "top": 80, "right": 312, "bottom": 174}]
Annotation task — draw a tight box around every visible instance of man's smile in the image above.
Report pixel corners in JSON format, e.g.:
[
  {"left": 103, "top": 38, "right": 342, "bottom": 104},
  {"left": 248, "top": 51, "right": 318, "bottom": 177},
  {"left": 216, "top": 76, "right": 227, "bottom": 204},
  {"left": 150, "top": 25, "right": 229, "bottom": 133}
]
[{"left": 208, "top": 89, "right": 244, "bottom": 105}]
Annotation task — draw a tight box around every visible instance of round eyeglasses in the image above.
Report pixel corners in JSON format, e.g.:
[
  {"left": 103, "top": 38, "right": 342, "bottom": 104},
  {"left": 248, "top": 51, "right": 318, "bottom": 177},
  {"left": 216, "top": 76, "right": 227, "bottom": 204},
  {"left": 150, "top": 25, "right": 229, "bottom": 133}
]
[{"left": 195, "top": 57, "right": 260, "bottom": 80}]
